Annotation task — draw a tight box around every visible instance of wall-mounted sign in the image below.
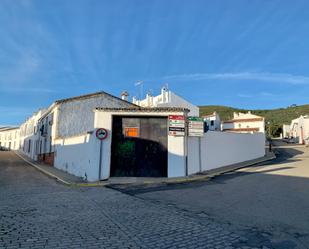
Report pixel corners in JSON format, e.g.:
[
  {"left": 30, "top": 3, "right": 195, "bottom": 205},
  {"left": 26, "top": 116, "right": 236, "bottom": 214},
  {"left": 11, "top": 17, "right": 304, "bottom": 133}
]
[
  {"left": 188, "top": 117, "right": 204, "bottom": 137},
  {"left": 96, "top": 128, "right": 108, "bottom": 140},
  {"left": 169, "top": 115, "right": 185, "bottom": 136},
  {"left": 124, "top": 127, "right": 139, "bottom": 138}
]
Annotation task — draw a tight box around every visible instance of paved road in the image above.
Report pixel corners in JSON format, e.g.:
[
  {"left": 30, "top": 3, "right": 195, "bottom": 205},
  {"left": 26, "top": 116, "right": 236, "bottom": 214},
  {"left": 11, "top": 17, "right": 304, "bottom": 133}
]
[
  {"left": 120, "top": 141, "right": 309, "bottom": 248},
  {"left": 0, "top": 151, "right": 283, "bottom": 249}
]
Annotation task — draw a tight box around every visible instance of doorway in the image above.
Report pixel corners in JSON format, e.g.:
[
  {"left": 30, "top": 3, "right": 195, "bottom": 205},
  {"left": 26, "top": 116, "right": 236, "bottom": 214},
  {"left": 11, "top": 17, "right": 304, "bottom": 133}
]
[{"left": 111, "top": 116, "right": 168, "bottom": 177}]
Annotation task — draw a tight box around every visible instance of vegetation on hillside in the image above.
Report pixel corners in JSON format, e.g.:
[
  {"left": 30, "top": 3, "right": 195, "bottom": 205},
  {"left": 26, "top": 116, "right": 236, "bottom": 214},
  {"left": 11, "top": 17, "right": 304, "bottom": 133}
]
[{"left": 199, "top": 104, "right": 309, "bottom": 137}]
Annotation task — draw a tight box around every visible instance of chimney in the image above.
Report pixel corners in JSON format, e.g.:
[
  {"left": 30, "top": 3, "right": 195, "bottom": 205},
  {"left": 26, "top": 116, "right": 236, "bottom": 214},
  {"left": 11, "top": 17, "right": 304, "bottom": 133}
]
[{"left": 121, "top": 91, "right": 129, "bottom": 101}]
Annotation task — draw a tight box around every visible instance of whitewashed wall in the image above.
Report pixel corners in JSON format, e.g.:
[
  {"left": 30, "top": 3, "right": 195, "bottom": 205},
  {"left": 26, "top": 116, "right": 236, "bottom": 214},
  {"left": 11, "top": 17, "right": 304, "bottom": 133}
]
[
  {"left": 54, "top": 133, "right": 101, "bottom": 181},
  {"left": 0, "top": 128, "right": 20, "bottom": 150},
  {"left": 222, "top": 120, "right": 265, "bottom": 133},
  {"left": 57, "top": 94, "right": 133, "bottom": 138},
  {"left": 19, "top": 109, "right": 46, "bottom": 160},
  {"left": 156, "top": 92, "right": 199, "bottom": 117},
  {"left": 134, "top": 89, "right": 199, "bottom": 117},
  {"left": 188, "top": 131, "right": 265, "bottom": 174},
  {"left": 94, "top": 110, "right": 187, "bottom": 180}
]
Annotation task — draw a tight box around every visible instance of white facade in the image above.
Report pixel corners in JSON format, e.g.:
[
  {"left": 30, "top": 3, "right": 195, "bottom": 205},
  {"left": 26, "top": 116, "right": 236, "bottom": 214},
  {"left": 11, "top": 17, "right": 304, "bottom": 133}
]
[
  {"left": 282, "top": 124, "right": 290, "bottom": 138},
  {"left": 203, "top": 112, "right": 221, "bottom": 131},
  {"left": 54, "top": 108, "right": 188, "bottom": 181},
  {"left": 19, "top": 109, "right": 46, "bottom": 160},
  {"left": 2, "top": 89, "right": 266, "bottom": 182},
  {"left": 37, "top": 91, "right": 135, "bottom": 166},
  {"left": 289, "top": 115, "right": 309, "bottom": 144},
  {"left": 53, "top": 107, "right": 266, "bottom": 182},
  {"left": 0, "top": 127, "right": 20, "bottom": 150},
  {"left": 222, "top": 112, "right": 265, "bottom": 134},
  {"left": 188, "top": 131, "right": 265, "bottom": 174},
  {"left": 133, "top": 87, "right": 200, "bottom": 117}
]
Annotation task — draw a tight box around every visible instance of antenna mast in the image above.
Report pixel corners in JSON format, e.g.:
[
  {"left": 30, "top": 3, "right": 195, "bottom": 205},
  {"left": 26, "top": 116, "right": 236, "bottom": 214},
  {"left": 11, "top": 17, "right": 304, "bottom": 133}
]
[{"left": 135, "top": 80, "right": 144, "bottom": 100}]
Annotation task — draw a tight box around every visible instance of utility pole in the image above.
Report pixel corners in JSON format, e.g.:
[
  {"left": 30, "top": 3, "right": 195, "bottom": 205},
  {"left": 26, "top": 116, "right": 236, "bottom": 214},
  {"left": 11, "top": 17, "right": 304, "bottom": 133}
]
[{"left": 267, "top": 121, "right": 272, "bottom": 152}]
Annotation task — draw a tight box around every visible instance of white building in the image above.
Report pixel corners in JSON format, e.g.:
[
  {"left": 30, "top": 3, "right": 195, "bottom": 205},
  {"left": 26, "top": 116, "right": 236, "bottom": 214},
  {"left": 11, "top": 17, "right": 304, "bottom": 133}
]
[
  {"left": 222, "top": 112, "right": 265, "bottom": 134},
  {"left": 132, "top": 87, "right": 200, "bottom": 117},
  {"left": 36, "top": 91, "right": 135, "bottom": 167},
  {"left": 56, "top": 107, "right": 190, "bottom": 181},
  {"left": 54, "top": 106, "right": 266, "bottom": 181},
  {"left": 203, "top": 112, "right": 221, "bottom": 131},
  {"left": 1, "top": 90, "right": 265, "bottom": 183},
  {"left": 289, "top": 115, "right": 309, "bottom": 144},
  {"left": 282, "top": 124, "right": 291, "bottom": 138},
  {"left": 19, "top": 109, "right": 46, "bottom": 160},
  {"left": 0, "top": 127, "right": 20, "bottom": 150}
]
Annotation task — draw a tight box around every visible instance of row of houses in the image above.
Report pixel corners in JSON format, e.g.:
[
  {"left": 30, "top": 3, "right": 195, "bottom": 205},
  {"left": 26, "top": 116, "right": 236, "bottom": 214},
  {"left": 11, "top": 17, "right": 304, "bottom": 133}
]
[
  {"left": 0, "top": 87, "right": 266, "bottom": 182},
  {"left": 283, "top": 115, "right": 309, "bottom": 144}
]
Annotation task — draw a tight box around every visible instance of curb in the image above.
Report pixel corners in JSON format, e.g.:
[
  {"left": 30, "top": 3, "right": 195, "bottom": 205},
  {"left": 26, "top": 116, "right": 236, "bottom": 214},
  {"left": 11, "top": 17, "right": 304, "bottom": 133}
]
[
  {"left": 108, "top": 153, "right": 277, "bottom": 188},
  {"left": 15, "top": 151, "right": 108, "bottom": 187},
  {"left": 15, "top": 152, "right": 72, "bottom": 186},
  {"left": 203, "top": 153, "right": 277, "bottom": 179},
  {"left": 14, "top": 151, "right": 276, "bottom": 188}
]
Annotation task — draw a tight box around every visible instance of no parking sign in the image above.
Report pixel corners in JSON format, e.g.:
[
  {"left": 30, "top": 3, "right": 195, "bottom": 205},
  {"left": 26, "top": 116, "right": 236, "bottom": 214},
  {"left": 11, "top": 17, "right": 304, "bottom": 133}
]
[
  {"left": 96, "top": 128, "right": 108, "bottom": 180},
  {"left": 96, "top": 128, "right": 108, "bottom": 140}
]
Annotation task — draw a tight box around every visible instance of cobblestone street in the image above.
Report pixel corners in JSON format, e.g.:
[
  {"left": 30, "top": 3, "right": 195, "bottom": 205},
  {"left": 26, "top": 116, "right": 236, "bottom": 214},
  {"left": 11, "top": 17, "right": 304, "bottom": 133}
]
[{"left": 0, "top": 151, "right": 305, "bottom": 249}]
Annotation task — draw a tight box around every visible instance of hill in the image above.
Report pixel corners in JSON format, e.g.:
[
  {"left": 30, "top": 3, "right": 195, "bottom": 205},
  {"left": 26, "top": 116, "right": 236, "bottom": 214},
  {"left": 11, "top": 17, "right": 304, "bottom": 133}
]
[{"left": 199, "top": 104, "right": 309, "bottom": 136}]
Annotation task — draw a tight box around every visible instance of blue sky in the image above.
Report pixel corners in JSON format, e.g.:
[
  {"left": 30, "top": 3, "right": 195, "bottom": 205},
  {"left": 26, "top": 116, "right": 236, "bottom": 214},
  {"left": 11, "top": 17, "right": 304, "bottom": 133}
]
[{"left": 1, "top": 0, "right": 309, "bottom": 125}]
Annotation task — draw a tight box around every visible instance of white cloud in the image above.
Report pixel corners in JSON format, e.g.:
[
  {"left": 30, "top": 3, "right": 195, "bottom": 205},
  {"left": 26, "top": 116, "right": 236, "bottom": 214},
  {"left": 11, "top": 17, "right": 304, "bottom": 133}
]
[
  {"left": 237, "top": 93, "right": 253, "bottom": 98},
  {"left": 163, "top": 72, "right": 309, "bottom": 85},
  {"left": 0, "top": 87, "right": 55, "bottom": 93}
]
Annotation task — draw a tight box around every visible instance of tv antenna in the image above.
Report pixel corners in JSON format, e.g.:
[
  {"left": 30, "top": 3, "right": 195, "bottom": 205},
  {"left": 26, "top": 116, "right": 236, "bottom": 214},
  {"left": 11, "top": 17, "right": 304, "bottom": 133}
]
[{"left": 135, "top": 80, "right": 143, "bottom": 100}]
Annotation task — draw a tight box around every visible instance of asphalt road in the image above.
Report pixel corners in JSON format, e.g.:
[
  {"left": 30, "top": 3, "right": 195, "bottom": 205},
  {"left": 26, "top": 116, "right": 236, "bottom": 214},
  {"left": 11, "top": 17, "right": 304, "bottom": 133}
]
[
  {"left": 0, "top": 151, "right": 282, "bottom": 249},
  {"left": 125, "top": 140, "right": 309, "bottom": 248}
]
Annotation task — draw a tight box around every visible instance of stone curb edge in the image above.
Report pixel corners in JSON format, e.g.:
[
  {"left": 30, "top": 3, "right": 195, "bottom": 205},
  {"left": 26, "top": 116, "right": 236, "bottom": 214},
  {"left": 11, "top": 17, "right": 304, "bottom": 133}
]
[
  {"left": 14, "top": 151, "right": 72, "bottom": 186},
  {"left": 14, "top": 151, "right": 276, "bottom": 188}
]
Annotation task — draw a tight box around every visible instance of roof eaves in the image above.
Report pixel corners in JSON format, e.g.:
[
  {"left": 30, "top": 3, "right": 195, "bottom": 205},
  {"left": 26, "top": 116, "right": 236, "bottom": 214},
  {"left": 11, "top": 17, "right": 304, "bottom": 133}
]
[{"left": 94, "top": 107, "right": 190, "bottom": 113}]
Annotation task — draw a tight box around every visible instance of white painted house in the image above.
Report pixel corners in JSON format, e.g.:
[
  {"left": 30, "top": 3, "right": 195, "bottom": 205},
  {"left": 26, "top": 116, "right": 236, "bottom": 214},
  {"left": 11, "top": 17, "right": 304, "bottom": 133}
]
[
  {"left": 282, "top": 124, "right": 291, "bottom": 138},
  {"left": 0, "top": 127, "right": 20, "bottom": 150},
  {"left": 59, "top": 106, "right": 265, "bottom": 181},
  {"left": 36, "top": 91, "right": 136, "bottom": 167},
  {"left": 19, "top": 109, "right": 46, "bottom": 160},
  {"left": 57, "top": 107, "right": 190, "bottom": 181},
  {"left": 289, "top": 115, "right": 309, "bottom": 144},
  {"left": 203, "top": 112, "right": 221, "bottom": 131},
  {"left": 1, "top": 89, "right": 265, "bottom": 183},
  {"left": 222, "top": 112, "right": 265, "bottom": 134},
  {"left": 133, "top": 87, "right": 200, "bottom": 117}
]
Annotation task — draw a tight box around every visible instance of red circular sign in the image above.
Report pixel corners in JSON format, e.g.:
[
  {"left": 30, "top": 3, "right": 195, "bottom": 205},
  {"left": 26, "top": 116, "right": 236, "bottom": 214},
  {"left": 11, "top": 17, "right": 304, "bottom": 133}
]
[{"left": 96, "top": 128, "right": 108, "bottom": 140}]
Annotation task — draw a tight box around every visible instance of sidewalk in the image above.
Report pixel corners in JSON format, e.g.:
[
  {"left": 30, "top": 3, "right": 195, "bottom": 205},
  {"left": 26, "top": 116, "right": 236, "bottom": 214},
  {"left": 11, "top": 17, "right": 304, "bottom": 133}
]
[
  {"left": 107, "top": 151, "right": 276, "bottom": 191},
  {"left": 15, "top": 150, "right": 275, "bottom": 187},
  {"left": 15, "top": 151, "right": 86, "bottom": 186}
]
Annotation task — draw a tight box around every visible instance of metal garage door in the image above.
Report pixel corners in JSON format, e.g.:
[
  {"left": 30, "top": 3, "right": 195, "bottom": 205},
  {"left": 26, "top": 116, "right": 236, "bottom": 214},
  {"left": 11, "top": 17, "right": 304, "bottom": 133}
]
[{"left": 110, "top": 116, "right": 168, "bottom": 177}]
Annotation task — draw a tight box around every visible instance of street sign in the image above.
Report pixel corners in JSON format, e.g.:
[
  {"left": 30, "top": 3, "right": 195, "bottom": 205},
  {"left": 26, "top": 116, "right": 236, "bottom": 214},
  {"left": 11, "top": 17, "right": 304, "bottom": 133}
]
[
  {"left": 169, "top": 115, "right": 185, "bottom": 136},
  {"left": 96, "top": 128, "right": 108, "bottom": 140},
  {"left": 188, "top": 117, "right": 204, "bottom": 137}
]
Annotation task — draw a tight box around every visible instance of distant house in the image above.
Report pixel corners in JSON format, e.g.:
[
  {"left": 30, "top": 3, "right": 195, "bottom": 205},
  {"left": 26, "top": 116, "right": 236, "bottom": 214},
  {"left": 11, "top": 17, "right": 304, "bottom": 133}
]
[
  {"left": 0, "top": 127, "right": 20, "bottom": 150},
  {"left": 289, "top": 115, "right": 309, "bottom": 144},
  {"left": 282, "top": 124, "right": 291, "bottom": 138},
  {"left": 19, "top": 109, "right": 47, "bottom": 160},
  {"left": 133, "top": 87, "right": 200, "bottom": 117},
  {"left": 203, "top": 112, "right": 221, "bottom": 131},
  {"left": 222, "top": 112, "right": 265, "bottom": 134}
]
